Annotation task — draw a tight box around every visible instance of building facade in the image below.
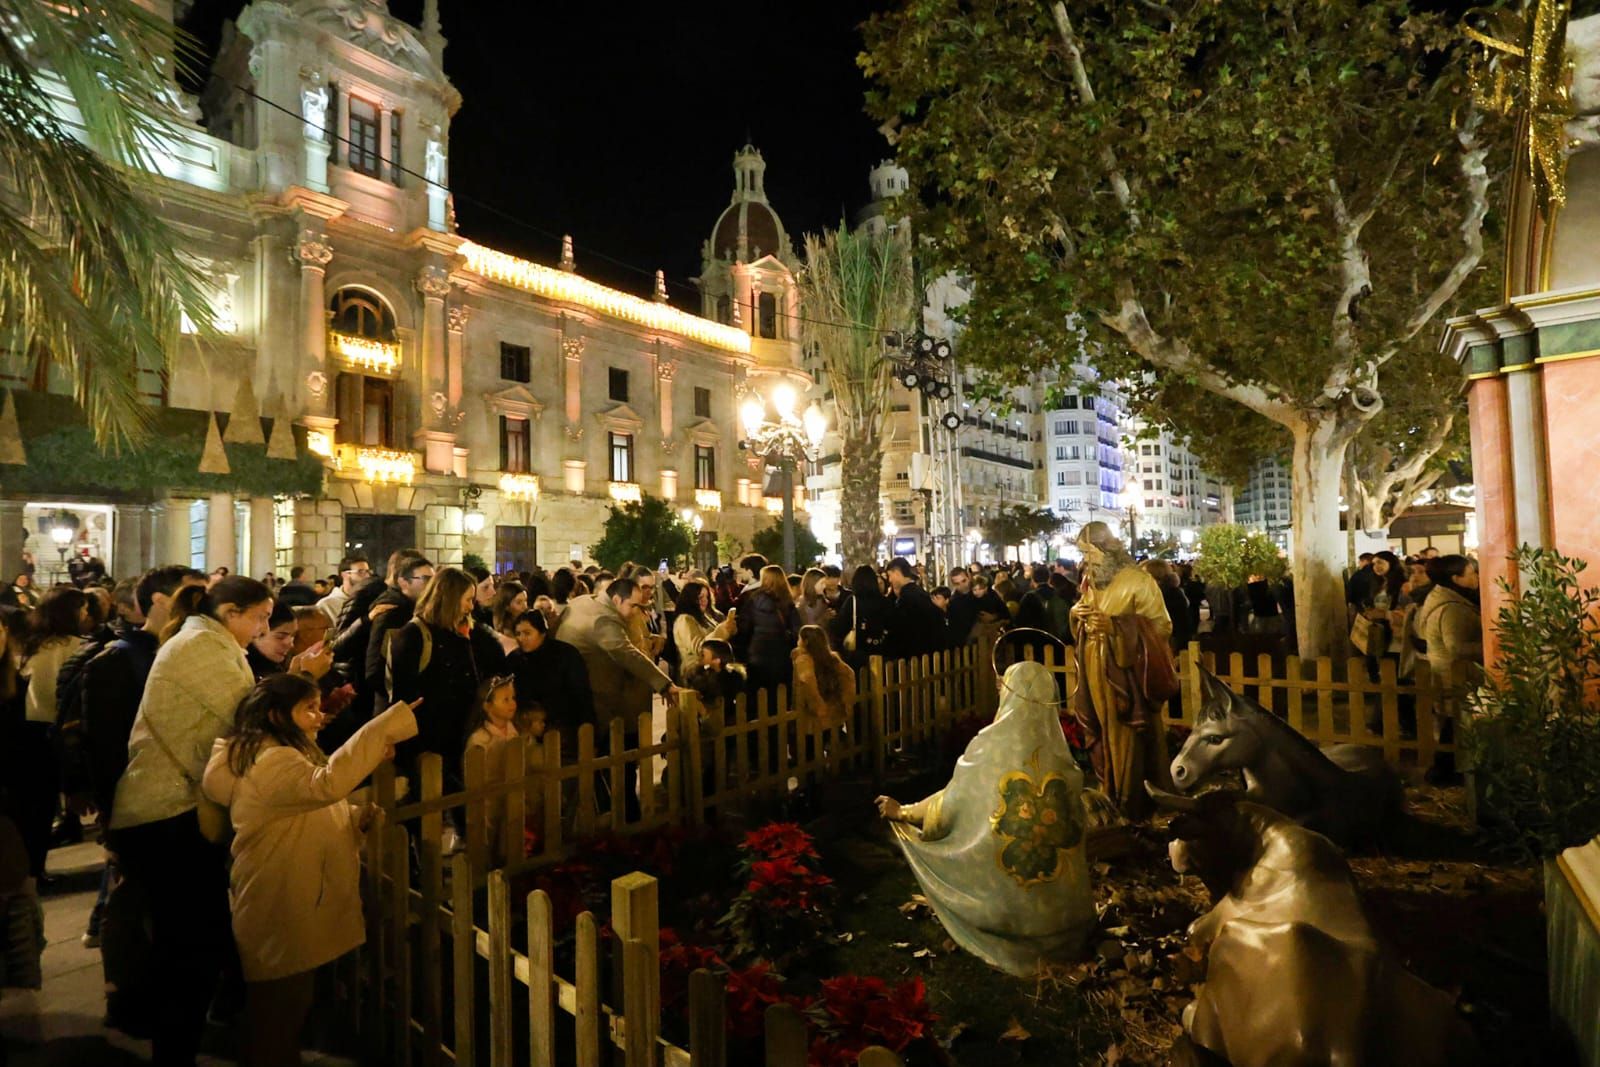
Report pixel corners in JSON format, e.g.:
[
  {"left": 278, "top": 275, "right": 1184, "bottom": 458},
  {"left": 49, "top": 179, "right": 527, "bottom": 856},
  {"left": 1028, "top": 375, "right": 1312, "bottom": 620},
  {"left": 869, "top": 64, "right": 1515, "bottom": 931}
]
[
  {"left": 5, "top": 0, "right": 802, "bottom": 581},
  {"left": 1231, "top": 458, "right": 1293, "bottom": 548}
]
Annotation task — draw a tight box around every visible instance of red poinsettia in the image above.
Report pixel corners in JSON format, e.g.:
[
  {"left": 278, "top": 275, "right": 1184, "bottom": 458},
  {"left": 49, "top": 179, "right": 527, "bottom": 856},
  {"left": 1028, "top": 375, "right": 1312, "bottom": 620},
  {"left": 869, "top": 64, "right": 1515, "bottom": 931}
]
[
  {"left": 742, "top": 821, "right": 819, "bottom": 863},
  {"left": 809, "top": 974, "right": 934, "bottom": 1055},
  {"left": 1060, "top": 713, "right": 1086, "bottom": 750},
  {"left": 723, "top": 962, "right": 789, "bottom": 1039}
]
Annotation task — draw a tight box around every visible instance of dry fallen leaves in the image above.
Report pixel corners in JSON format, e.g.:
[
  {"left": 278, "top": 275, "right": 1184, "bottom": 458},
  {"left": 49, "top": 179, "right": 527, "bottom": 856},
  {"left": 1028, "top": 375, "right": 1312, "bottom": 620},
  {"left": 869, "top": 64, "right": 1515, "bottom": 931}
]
[{"left": 999, "top": 1017, "right": 1032, "bottom": 1042}]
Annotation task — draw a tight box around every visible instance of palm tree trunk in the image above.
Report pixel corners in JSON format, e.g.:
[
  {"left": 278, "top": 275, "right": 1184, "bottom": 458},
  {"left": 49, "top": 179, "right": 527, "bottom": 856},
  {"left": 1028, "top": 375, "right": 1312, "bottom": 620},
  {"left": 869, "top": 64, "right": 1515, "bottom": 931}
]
[{"left": 840, "top": 424, "right": 884, "bottom": 572}]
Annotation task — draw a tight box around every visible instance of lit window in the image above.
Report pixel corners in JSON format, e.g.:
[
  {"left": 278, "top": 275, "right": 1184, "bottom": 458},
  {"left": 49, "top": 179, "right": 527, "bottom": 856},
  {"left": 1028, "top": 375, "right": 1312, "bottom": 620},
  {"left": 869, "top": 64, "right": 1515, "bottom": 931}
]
[
  {"left": 500, "top": 416, "right": 530, "bottom": 474},
  {"left": 609, "top": 431, "right": 634, "bottom": 482}
]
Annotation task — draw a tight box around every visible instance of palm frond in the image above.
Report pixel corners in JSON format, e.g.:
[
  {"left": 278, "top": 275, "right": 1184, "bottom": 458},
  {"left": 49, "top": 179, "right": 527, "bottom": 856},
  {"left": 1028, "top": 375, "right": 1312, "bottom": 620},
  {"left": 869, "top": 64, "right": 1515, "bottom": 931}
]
[{"left": 0, "top": 0, "right": 217, "bottom": 448}]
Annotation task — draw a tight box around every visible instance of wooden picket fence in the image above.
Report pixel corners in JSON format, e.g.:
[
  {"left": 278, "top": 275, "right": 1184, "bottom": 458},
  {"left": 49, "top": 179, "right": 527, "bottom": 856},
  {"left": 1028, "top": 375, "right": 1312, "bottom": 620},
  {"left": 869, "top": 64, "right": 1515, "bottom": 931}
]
[{"left": 339, "top": 640, "right": 1468, "bottom": 1066}]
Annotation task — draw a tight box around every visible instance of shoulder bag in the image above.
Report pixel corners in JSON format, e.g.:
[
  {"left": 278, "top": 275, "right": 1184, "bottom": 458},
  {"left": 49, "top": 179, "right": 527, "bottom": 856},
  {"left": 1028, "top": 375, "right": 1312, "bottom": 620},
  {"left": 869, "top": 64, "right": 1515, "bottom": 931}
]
[{"left": 141, "top": 712, "right": 231, "bottom": 845}]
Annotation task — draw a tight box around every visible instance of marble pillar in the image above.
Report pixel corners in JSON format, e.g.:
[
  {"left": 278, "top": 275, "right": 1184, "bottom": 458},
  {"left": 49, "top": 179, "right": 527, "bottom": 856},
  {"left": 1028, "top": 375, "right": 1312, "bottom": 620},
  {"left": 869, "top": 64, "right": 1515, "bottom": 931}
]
[
  {"left": 414, "top": 265, "right": 454, "bottom": 474},
  {"left": 248, "top": 497, "right": 277, "bottom": 579},
  {"left": 296, "top": 228, "right": 334, "bottom": 422},
  {"left": 0, "top": 501, "right": 25, "bottom": 584},
  {"left": 158, "top": 500, "right": 194, "bottom": 568},
  {"left": 205, "top": 493, "right": 237, "bottom": 574}
]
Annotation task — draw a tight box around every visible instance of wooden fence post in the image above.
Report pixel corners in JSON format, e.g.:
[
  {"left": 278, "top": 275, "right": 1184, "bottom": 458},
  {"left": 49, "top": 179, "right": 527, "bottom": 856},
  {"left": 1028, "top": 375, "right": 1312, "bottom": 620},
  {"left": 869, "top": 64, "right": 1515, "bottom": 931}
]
[
  {"left": 868, "top": 656, "right": 887, "bottom": 787},
  {"left": 856, "top": 1048, "right": 905, "bottom": 1067},
  {"left": 763, "top": 1002, "right": 808, "bottom": 1066},
  {"left": 464, "top": 744, "right": 488, "bottom": 876},
  {"left": 416, "top": 764, "right": 445, "bottom": 1067},
  {"left": 487, "top": 870, "right": 514, "bottom": 1067},
  {"left": 622, "top": 939, "right": 656, "bottom": 1066},
  {"left": 682, "top": 691, "right": 706, "bottom": 826},
  {"left": 575, "top": 912, "right": 602, "bottom": 1067},
  {"left": 528, "top": 889, "right": 556, "bottom": 1067},
  {"left": 577, "top": 725, "right": 598, "bottom": 838},
  {"left": 387, "top": 823, "right": 412, "bottom": 1067},
  {"left": 612, "top": 872, "right": 660, "bottom": 1035},
  {"left": 449, "top": 851, "right": 476, "bottom": 1067},
  {"left": 687, "top": 968, "right": 726, "bottom": 1067},
  {"left": 502, "top": 736, "right": 528, "bottom": 869}
]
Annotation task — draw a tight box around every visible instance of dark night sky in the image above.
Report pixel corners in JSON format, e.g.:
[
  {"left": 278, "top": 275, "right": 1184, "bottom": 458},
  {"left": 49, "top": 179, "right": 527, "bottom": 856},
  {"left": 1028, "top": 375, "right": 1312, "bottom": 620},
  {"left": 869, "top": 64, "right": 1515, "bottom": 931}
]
[{"left": 180, "top": 1, "right": 894, "bottom": 303}]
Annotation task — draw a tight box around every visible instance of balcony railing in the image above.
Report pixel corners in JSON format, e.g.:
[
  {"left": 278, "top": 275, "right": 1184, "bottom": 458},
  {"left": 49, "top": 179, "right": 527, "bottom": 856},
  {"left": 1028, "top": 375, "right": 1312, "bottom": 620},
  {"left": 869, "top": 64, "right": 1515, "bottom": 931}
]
[
  {"left": 693, "top": 488, "right": 723, "bottom": 511},
  {"left": 608, "top": 481, "right": 642, "bottom": 503},
  {"left": 329, "top": 331, "right": 400, "bottom": 376},
  {"left": 335, "top": 443, "right": 417, "bottom": 484},
  {"left": 499, "top": 473, "right": 539, "bottom": 501}
]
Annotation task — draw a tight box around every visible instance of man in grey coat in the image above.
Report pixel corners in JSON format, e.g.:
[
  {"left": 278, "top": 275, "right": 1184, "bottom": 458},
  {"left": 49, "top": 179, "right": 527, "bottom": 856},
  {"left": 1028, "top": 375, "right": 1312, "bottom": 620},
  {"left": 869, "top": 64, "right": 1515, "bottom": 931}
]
[{"left": 556, "top": 578, "right": 678, "bottom": 818}]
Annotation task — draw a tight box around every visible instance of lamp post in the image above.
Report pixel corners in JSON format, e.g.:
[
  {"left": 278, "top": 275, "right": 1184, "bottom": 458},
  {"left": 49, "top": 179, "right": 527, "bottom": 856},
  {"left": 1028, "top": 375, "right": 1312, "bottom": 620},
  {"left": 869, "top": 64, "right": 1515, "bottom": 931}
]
[
  {"left": 740, "top": 382, "right": 828, "bottom": 572},
  {"left": 1120, "top": 477, "right": 1141, "bottom": 549}
]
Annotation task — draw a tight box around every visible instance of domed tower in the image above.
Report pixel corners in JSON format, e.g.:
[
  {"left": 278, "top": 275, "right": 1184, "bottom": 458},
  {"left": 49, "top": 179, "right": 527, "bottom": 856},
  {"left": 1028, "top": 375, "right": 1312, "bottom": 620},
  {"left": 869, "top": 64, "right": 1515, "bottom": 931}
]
[{"left": 696, "top": 145, "right": 803, "bottom": 376}]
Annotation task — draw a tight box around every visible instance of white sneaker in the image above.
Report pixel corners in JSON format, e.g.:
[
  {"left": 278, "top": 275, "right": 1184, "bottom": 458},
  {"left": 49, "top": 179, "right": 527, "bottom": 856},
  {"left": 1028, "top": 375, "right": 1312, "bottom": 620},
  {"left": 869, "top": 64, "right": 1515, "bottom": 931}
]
[{"left": 81, "top": 932, "right": 100, "bottom": 949}]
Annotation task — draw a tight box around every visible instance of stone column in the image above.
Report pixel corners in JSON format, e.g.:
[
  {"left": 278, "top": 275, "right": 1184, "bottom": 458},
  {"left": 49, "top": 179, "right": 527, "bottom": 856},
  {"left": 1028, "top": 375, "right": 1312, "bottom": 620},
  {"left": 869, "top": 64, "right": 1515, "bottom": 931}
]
[
  {"left": 295, "top": 228, "right": 334, "bottom": 422},
  {"left": 158, "top": 499, "right": 193, "bottom": 567},
  {"left": 446, "top": 304, "right": 469, "bottom": 413},
  {"left": 112, "top": 504, "right": 154, "bottom": 577},
  {"left": 657, "top": 355, "right": 677, "bottom": 502},
  {"left": 562, "top": 333, "right": 584, "bottom": 430},
  {"left": 0, "top": 501, "right": 25, "bottom": 584},
  {"left": 205, "top": 493, "right": 237, "bottom": 574},
  {"left": 248, "top": 497, "right": 277, "bottom": 579},
  {"left": 414, "top": 264, "right": 453, "bottom": 473}
]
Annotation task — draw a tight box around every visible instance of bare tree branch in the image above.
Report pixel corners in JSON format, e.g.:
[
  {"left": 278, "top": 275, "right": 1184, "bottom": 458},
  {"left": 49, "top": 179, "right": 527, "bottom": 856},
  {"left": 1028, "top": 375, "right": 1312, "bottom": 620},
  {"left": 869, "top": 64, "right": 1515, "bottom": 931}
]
[
  {"left": 1101, "top": 281, "right": 1296, "bottom": 423},
  {"left": 1049, "top": 2, "right": 1140, "bottom": 229},
  {"left": 1326, "top": 177, "right": 1373, "bottom": 368}
]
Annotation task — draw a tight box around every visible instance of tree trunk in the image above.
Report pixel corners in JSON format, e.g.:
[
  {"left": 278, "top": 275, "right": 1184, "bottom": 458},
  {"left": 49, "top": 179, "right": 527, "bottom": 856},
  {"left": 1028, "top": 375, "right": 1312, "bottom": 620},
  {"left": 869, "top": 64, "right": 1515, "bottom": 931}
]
[
  {"left": 1289, "top": 415, "right": 1356, "bottom": 659},
  {"left": 840, "top": 425, "right": 884, "bottom": 573}
]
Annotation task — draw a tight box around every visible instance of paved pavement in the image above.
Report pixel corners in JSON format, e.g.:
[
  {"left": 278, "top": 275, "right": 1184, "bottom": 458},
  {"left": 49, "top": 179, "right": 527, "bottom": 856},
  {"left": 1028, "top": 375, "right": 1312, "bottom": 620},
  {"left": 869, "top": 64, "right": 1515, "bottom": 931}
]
[{"left": 0, "top": 841, "right": 352, "bottom": 1067}]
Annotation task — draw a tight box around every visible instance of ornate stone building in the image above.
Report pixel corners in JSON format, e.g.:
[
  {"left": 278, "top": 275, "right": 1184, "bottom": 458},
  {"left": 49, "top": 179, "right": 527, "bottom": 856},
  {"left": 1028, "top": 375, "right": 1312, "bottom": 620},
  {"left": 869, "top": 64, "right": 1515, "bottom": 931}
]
[{"left": 4, "top": 0, "right": 804, "bottom": 580}]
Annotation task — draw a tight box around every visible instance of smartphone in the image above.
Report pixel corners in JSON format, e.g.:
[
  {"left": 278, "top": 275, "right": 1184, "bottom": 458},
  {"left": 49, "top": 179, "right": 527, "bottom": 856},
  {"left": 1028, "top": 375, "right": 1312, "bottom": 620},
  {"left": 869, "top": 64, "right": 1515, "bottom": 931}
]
[{"left": 658, "top": 558, "right": 669, "bottom": 573}]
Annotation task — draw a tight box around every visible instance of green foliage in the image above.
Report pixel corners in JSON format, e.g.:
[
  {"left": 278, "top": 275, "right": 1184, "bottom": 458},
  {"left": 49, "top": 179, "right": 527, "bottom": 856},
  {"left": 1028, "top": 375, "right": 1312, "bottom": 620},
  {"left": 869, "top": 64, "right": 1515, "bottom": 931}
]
[
  {"left": 2, "top": 393, "right": 321, "bottom": 498},
  {"left": 714, "top": 532, "right": 745, "bottom": 568},
  {"left": 1134, "top": 531, "right": 1180, "bottom": 561},
  {"left": 590, "top": 493, "right": 693, "bottom": 574},
  {"left": 1466, "top": 546, "right": 1600, "bottom": 859},
  {"left": 0, "top": 0, "right": 220, "bottom": 448},
  {"left": 750, "top": 520, "right": 825, "bottom": 570},
  {"left": 461, "top": 552, "right": 488, "bottom": 574},
  {"left": 1191, "top": 524, "right": 1286, "bottom": 590},
  {"left": 981, "top": 505, "right": 1062, "bottom": 551}
]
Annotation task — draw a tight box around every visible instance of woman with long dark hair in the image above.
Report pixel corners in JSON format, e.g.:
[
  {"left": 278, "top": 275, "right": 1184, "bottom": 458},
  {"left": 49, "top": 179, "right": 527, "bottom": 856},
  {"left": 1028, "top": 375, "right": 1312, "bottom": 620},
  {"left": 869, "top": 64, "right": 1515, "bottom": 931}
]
[
  {"left": 670, "top": 579, "right": 734, "bottom": 681},
  {"left": 736, "top": 565, "right": 799, "bottom": 698},
  {"left": 791, "top": 623, "right": 856, "bottom": 730},
  {"left": 490, "top": 581, "right": 528, "bottom": 648},
  {"left": 203, "top": 672, "right": 417, "bottom": 1067},
  {"left": 15, "top": 586, "right": 88, "bottom": 877},
  {"left": 828, "top": 564, "right": 891, "bottom": 671},
  {"left": 108, "top": 575, "right": 274, "bottom": 1066}
]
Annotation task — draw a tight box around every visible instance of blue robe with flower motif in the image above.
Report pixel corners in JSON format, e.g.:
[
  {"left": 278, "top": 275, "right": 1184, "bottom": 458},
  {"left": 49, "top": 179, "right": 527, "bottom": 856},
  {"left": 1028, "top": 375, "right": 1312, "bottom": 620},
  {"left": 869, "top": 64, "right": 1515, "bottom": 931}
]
[{"left": 889, "top": 661, "right": 1094, "bottom": 976}]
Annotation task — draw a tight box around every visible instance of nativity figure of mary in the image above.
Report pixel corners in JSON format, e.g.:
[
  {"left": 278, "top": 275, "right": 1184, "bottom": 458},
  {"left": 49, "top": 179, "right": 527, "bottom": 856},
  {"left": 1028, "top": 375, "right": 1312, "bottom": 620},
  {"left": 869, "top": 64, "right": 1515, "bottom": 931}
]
[{"left": 875, "top": 660, "right": 1095, "bottom": 977}]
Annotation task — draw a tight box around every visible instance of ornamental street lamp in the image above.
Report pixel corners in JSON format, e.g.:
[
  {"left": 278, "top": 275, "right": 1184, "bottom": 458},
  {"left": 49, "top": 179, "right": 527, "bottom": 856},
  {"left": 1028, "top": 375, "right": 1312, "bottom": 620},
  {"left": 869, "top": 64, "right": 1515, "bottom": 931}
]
[
  {"left": 1120, "top": 477, "right": 1141, "bottom": 548},
  {"left": 739, "top": 382, "right": 828, "bottom": 572}
]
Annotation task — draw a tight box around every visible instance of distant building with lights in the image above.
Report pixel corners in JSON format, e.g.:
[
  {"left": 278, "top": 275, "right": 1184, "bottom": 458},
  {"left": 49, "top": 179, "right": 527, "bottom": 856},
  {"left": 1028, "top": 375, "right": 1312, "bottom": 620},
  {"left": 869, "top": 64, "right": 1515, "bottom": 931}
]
[
  {"left": 1233, "top": 458, "right": 1293, "bottom": 549},
  {"left": 1, "top": 0, "right": 803, "bottom": 580}
]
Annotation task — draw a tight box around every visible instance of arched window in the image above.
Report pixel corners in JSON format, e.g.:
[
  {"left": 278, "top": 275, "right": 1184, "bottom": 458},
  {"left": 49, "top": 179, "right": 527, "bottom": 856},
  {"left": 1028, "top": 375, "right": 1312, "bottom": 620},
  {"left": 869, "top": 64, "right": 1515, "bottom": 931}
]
[
  {"left": 757, "top": 291, "right": 777, "bottom": 340},
  {"left": 329, "top": 287, "right": 397, "bottom": 342}
]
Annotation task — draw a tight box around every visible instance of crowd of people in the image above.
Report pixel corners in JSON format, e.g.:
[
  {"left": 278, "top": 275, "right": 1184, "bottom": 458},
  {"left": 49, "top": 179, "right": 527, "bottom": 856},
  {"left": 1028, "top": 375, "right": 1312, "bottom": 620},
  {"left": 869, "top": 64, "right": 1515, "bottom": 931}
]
[{"left": 0, "top": 538, "right": 1484, "bottom": 1065}]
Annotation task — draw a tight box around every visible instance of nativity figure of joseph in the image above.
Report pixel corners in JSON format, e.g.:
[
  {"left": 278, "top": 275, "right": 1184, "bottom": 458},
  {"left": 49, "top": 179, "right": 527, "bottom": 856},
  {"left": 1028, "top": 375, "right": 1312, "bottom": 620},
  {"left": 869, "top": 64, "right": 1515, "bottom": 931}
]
[{"left": 1069, "top": 521, "right": 1176, "bottom": 819}]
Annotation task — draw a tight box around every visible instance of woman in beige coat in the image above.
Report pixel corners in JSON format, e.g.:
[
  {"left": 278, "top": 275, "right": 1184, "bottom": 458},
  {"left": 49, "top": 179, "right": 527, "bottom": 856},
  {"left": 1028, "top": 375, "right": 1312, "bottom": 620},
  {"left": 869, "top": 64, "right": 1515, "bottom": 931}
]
[
  {"left": 1415, "top": 555, "right": 1482, "bottom": 784},
  {"left": 203, "top": 672, "right": 418, "bottom": 1067}
]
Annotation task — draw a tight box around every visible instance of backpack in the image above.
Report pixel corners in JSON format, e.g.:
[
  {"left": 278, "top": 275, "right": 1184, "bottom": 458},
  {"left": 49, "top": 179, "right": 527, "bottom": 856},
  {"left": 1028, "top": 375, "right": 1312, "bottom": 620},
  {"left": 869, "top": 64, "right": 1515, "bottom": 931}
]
[{"left": 384, "top": 617, "right": 432, "bottom": 702}]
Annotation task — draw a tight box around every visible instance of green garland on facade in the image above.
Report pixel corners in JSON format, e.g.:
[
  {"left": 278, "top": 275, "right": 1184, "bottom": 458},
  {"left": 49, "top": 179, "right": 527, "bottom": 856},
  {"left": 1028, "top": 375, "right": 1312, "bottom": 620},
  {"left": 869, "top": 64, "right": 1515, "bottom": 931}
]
[{"left": 0, "top": 394, "right": 324, "bottom": 499}]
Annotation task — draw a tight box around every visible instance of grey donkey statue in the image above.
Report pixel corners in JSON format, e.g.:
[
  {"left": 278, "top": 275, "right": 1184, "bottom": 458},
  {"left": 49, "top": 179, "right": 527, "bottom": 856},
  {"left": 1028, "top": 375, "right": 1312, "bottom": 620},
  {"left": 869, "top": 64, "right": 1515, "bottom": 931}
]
[{"left": 1167, "top": 668, "right": 1402, "bottom": 849}]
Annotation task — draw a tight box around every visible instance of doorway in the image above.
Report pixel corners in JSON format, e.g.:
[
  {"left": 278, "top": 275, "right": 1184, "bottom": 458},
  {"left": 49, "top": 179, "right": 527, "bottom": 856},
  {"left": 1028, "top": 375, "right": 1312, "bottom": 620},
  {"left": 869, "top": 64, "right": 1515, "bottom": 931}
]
[{"left": 344, "top": 513, "right": 418, "bottom": 575}]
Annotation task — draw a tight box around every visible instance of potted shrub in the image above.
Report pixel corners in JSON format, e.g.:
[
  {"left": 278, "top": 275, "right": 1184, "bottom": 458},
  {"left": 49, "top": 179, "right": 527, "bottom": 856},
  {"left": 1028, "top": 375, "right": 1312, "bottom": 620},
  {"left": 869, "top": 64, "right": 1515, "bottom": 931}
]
[{"left": 1464, "top": 545, "right": 1600, "bottom": 1064}]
